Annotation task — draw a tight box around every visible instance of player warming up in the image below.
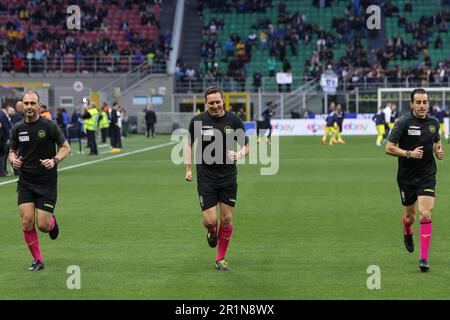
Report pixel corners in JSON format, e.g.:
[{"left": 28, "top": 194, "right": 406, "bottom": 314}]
[
  {"left": 184, "top": 86, "right": 249, "bottom": 271},
  {"left": 385, "top": 88, "right": 444, "bottom": 272},
  {"left": 9, "top": 91, "right": 71, "bottom": 271}
]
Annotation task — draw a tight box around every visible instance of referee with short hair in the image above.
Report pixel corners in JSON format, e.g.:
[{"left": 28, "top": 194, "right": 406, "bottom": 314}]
[
  {"left": 185, "top": 86, "right": 249, "bottom": 272},
  {"left": 386, "top": 88, "right": 444, "bottom": 272},
  {"left": 9, "top": 90, "right": 71, "bottom": 272}
]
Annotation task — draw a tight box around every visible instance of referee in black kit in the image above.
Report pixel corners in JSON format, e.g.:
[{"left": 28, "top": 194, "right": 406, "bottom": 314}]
[
  {"left": 385, "top": 88, "right": 444, "bottom": 272},
  {"left": 9, "top": 90, "right": 71, "bottom": 271},
  {"left": 184, "top": 86, "right": 249, "bottom": 272}
]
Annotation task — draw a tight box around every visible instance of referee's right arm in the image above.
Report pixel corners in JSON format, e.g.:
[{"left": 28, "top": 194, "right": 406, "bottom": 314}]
[{"left": 385, "top": 118, "right": 424, "bottom": 159}]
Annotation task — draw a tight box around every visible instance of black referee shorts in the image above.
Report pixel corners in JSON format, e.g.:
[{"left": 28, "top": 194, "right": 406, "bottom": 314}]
[
  {"left": 197, "top": 180, "right": 237, "bottom": 211},
  {"left": 398, "top": 181, "right": 436, "bottom": 207},
  {"left": 17, "top": 179, "right": 57, "bottom": 214}
]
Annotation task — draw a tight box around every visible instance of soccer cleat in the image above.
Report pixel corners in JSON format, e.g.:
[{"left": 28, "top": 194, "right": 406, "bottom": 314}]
[
  {"left": 49, "top": 215, "right": 59, "bottom": 240},
  {"left": 419, "top": 259, "right": 430, "bottom": 272},
  {"left": 207, "top": 231, "right": 218, "bottom": 248},
  {"left": 403, "top": 233, "right": 414, "bottom": 253},
  {"left": 27, "top": 259, "right": 45, "bottom": 272},
  {"left": 215, "top": 259, "right": 230, "bottom": 272}
]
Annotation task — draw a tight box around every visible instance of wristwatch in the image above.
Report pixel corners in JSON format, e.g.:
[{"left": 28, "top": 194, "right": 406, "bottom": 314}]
[
  {"left": 53, "top": 157, "right": 60, "bottom": 165},
  {"left": 405, "top": 150, "right": 411, "bottom": 159}
]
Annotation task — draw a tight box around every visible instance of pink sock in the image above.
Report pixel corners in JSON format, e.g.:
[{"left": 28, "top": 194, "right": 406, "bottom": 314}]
[
  {"left": 420, "top": 218, "right": 432, "bottom": 261},
  {"left": 216, "top": 224, "right": 233, "bottom": 261},
  {"left": 50, "top": 215, "right": 55, "bottom": 231},
  {"left": 204, "top": 222, "right": 217, "bottom": 235},
  {"left": 402, "top": 215, "right": 413, "bottom": 235},
  {"left": 23, "top": 228, "right": 44, "bottom": 263}
]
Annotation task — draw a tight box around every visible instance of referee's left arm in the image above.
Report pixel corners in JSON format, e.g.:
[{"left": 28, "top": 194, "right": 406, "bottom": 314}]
[
  {"left": 434, "top": 140, "right": 444, "bottom": 160},
  {"left": 55, "top": 141, "right": 71, "bottom": 163}
]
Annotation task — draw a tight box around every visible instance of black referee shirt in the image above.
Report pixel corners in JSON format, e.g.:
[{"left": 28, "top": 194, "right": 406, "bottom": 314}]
[
  {"left": 189, "top": 111, "right": 248, "bottom": 184},
  {"left": 9, "top": 117, "right": 66, "bottom": 184},
  {"left": 388, "top": 112, "right": 440, "bottom": 185}
]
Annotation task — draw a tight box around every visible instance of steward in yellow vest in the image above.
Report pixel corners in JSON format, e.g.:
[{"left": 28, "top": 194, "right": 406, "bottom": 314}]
[{"left": 82, "top": 103, "right": 99, "bottom": 155}]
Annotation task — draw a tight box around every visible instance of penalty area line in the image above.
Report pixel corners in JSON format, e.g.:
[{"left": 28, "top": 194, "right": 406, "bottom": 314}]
[{"left": 0, "top": 141, "right": 176, "bottom": 187}]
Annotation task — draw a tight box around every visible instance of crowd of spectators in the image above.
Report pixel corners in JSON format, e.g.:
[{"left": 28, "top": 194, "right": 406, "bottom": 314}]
[
  {"left": 0, "top": 0, "right": 169, "bottom": 73},
  {"left": 180, "top": 0, "right": 449, "bottom": 93}
]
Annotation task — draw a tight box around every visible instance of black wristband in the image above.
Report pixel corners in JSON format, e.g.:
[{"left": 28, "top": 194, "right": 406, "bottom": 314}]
[{"left": 53, "top": 157, "right": 60, "bottom": 165}]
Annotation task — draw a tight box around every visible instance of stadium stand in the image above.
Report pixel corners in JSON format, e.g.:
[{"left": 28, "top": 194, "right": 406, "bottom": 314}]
[
  {"left": 0, "top": 0, "right": 168, "bottom": 73},
  {"left": 175, "top": 0, "right": 449, "bottom": 93}
]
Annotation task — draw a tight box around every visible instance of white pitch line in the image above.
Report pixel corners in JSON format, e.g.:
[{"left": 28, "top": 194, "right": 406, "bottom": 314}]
[{"left": 0, "top": 141, "right": 176, "bottom": 187}]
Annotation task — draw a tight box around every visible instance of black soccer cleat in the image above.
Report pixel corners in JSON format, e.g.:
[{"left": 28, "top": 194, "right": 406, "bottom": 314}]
[
  {"left": 403, "top": 233, "right": 414, "bottom": 253},
  {"left": 27, "top": 259, "right": 45, "bottom": 272},
  {"left": 215, "top": 259, "right": 230, "bottom": 272},
  {"left": 49, "top": 215, "right": 59, "bottom": 240},
  {"left": 419, "top": 259, "right": 430, "bottom": 272},
  {"left": 207, "top": 231, "right": 218, "bottom": 248}
]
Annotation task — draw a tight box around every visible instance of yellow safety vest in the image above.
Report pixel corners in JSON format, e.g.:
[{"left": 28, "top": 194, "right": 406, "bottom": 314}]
[
  {"left": 85, "top": 108, "right": 99, "bottom": 131},
  {"left": 99, "top": 111, "right": 110, "bottom": 129}
]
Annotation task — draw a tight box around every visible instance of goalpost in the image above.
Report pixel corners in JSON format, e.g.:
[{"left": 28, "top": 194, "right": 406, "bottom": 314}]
[
  {"left": 378, "top": 87, "right": 450, "bottom": 137},
  {"left": 377, "top": 87, "right": 450, "bottom": 112}
]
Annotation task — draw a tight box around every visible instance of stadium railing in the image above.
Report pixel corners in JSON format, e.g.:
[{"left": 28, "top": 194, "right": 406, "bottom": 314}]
[
  {"left": 175, "top": 76, "right": 316, "bottom": 93},
  {"left": 341, "top": 77, "right": 450, "bottom": 91},
  {"left": 175, "top": 75, "right": 450, "bottom": 94},
  {"left": 0, "top": 55, "right": 167, "bottom": 74}
]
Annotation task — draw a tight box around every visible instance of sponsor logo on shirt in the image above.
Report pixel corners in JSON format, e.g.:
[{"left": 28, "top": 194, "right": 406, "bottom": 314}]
[
  {"left": 19, "top": 136, "right": 30, "bottom": 142},
  {"left": 408, "top": 129, "right": 421, "bottom": 136},
  {"left": 201, "top": 126, "right": 214, "bottom": 136}
]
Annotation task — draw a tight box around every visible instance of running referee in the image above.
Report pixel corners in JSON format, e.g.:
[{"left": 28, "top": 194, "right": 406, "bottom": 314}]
[
  {"left": 9, "top": 91, "right": 71, "bottom": 271},
  {"left": 385, "top": 88, "right": 444, "bottom": 272},
  {"left": 185, "top": 86, "right": 249, "bottom": 271}
]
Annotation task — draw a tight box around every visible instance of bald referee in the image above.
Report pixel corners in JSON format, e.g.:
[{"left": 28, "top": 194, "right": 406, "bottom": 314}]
[
  {"left": 9, "top": 91, "right": 71, "bottom": 271},
  {"left": 386, "top": 88, "right": 444, "bottom": 272},
  {"left": 185, "top": 86, "right": 249, "bottom": 271}
]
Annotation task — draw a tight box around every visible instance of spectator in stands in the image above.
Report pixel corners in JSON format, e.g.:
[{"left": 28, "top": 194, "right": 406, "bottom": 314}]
[
  {"left": 259, "top": 29, "right": 267, "bottom": 51},
  {"left": 253, "top": 70, "right": 263, "bottom": 92},
  {"left": 434, "top": 35, "right": 443, "bottom": 49},
  {"left": 267, "top": 55, "right": 277, "bottom": 77},
  {"left": 225, "top": 37, "right": 235, "bottom": 57}
]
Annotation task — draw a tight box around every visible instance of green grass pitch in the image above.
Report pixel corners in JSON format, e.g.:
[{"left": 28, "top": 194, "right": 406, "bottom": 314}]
[{"left": 0, "top": 134, "right": 449, "bottom": 299}]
